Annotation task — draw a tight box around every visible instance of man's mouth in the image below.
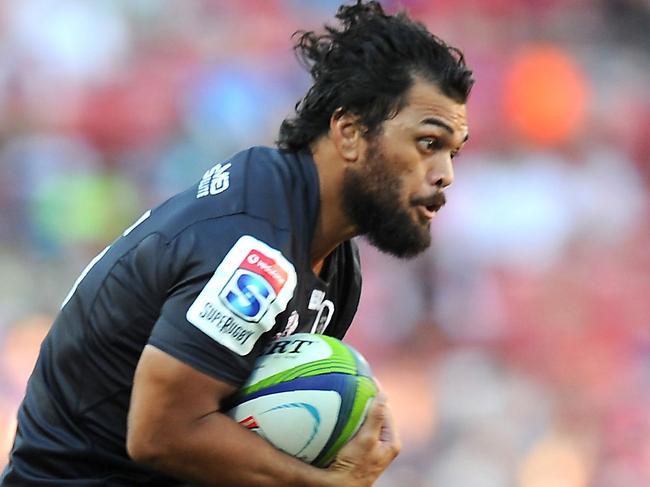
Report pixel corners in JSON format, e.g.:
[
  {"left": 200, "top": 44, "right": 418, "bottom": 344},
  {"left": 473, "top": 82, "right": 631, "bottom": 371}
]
[
  {"left": 413, "top": 192, "right": 446, "bottom": 216},
  {"left": 416, "top": 205, "right": 436, "bottom": 221}
]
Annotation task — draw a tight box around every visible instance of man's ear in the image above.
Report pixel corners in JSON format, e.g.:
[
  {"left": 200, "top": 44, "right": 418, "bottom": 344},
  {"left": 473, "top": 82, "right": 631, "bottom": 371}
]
[{"left": 329, "top": 109, "right": 367, "bottom": 163}]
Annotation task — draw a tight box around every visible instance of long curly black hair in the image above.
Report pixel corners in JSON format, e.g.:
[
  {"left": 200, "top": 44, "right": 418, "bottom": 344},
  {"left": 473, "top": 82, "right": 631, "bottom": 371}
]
[{"left": 277, "top": 0, "right": 474, "bottom": 152}]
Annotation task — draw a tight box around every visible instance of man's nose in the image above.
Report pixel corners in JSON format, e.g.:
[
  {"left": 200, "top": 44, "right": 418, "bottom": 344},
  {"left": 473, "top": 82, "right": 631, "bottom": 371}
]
[{"left": 426, "top": 156, "right": 454, "bottom": 188}]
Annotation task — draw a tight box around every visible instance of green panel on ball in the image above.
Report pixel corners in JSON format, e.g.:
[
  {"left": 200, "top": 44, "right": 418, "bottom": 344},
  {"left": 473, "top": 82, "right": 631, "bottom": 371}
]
[
  {"left": 318, "top": 335, "right": 357, "bottom": 364},
  {"left": 320, "top": 335, "right": 374, "bottom": 379},
  {"left": 315, "top": 375, "right": 378, "bottom": 467},
  {"left": 346, "top": 344, "right": 374, "bottom": 378},
  {"left": 240, "top": 335, "right": 359, "bottom": 397},
  {"left": 240, "top": 360, "right": 357, "bottom": 396}
]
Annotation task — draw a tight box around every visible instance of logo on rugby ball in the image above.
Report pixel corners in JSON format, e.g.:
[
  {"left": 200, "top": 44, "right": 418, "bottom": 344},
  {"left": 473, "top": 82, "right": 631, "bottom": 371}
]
[{"left": 239, "top": 415, "right": 260, "bottom": 430}]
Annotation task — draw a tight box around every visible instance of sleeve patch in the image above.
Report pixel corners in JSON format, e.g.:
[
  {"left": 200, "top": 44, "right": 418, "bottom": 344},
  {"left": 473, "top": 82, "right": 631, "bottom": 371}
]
[{"left": 186, "top": 235, "right": 297, "bottom": 355}]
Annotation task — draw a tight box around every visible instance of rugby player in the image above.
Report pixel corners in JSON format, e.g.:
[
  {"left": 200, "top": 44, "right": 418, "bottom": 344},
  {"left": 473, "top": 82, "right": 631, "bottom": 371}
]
[{"left": 1, "top": 1, "right": 472, "bottom": 485}]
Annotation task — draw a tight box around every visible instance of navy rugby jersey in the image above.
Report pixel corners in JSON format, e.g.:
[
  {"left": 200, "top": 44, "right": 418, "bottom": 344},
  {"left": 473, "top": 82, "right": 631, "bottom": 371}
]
[{"left": 1, "top": 147, "right": 362, "bottom": 486}]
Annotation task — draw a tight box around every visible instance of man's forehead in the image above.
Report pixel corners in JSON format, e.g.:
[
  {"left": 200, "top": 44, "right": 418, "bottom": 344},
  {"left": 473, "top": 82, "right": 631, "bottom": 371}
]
[{"left": 401, "top": 79, "right": 468, "bottom": 135}]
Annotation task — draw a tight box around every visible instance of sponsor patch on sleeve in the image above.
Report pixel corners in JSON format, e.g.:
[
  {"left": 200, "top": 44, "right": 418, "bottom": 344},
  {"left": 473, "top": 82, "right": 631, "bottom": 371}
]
[{"left": 186, "top": 235, "right": 297, "bottom": 356}]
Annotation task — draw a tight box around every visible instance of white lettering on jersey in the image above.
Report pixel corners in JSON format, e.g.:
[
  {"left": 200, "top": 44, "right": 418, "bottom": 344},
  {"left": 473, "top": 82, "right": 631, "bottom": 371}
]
[
  {"left": 197, "top": 162, "right": 232, "bottom": 198},
  {"left": 308, "top": 289, "right": 325, "bottom": 310},
  {"left": 274, "top": 310, "right": 300, "bottom": 339},
  {"left": 310, "top": 299, "right": 334, "bottom": 334},
  {"left": 186, "top": 235, "right": 297, "bottom": 355}
]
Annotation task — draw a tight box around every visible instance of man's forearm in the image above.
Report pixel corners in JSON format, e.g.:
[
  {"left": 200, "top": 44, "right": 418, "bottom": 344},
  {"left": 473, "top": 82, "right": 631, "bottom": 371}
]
[{"left": 131, "top": 410, "right": 336, "bottom": 487}]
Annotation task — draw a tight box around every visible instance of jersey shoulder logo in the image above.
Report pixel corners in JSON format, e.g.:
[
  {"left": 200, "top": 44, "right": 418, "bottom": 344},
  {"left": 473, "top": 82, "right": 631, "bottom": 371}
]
[
  {"left": 197, "top": 162, "right": 232, "bottom": 198},
  {"left": 186, "top": 235, "right": 297, "bottom": 355},
  {"left": 220, "top": 248, "right": 289, "bottom": 322}
]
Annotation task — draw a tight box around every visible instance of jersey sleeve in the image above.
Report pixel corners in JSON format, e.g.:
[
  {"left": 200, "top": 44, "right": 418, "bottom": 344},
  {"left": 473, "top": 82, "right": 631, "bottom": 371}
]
[{"left": 148, "top": 215, "right": 297, "bottom": 386}]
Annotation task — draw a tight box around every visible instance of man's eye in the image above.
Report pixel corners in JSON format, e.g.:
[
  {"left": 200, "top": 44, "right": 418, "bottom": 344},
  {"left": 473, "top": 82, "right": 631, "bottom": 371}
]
[{"left": 419, "top": 137, "right": 443, "bottom": 152}]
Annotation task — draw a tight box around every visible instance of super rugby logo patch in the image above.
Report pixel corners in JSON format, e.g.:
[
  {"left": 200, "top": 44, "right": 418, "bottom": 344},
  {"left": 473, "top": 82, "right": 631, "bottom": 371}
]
[
  {"left": 186, "top": 236, "right": 297, "bottom": 355},
  {"left": 220, "top": 248, "right": 289, "bottom": 322}
]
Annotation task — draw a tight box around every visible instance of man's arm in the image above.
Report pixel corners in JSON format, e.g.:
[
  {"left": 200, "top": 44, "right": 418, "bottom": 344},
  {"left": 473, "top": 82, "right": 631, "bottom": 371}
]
[{"left": 127, "top": 345, "right": 399, "bottom": 487}]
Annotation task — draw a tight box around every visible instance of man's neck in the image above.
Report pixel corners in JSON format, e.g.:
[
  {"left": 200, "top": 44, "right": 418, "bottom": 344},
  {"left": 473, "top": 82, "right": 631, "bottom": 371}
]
[{"left": 309, "top": 139, "right": 357, "bottom": 271}]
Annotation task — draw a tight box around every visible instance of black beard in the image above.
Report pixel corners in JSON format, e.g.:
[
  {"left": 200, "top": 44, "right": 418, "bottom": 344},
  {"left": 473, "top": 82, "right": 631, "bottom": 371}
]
[{"left": 341, "top": 146, "right": 433, "bottom": 258}]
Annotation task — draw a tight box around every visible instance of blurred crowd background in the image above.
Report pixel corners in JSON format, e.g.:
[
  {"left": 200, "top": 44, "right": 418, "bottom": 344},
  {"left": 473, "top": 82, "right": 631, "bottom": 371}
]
[{"left": 0, "top": 0, "right": 648, "bottom": 485}]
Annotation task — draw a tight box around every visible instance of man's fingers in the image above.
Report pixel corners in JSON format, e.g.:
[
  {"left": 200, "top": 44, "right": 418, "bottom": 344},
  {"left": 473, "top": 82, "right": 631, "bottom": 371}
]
[
  {"left": 378, "top": 398, "right": 395, "bottom": 443},
  {"left": 378, "top": 399, "right": 401, "bottom": 458},
  {"left": 360, "top": 393, "right": 387, "bottom": 439}
]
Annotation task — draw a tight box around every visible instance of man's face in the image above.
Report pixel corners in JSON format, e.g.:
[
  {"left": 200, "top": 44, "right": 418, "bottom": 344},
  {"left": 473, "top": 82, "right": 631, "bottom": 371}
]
[{"left": 342, "top": 78, "right": 469, "bottom": 258}]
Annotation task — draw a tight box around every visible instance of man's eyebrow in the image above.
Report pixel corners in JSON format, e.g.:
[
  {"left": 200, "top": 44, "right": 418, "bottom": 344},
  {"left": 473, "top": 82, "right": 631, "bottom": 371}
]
[
  {"left": 421, "top": 117, "right": 454, "bottom": 134},
  {"left": 421, "top": 117, "right": 470, "bottom": 143}
]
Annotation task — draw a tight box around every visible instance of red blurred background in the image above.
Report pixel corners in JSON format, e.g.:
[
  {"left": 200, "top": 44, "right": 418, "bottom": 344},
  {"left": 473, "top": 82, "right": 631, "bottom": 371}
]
[{"left": 0, "top": 1, "right": 649, "bottom": 485}]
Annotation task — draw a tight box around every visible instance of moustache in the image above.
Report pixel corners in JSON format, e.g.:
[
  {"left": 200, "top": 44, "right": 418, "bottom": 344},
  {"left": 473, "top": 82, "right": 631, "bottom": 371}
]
[{"left": 411, "top": 191, "right": 446, "bottom": 212}]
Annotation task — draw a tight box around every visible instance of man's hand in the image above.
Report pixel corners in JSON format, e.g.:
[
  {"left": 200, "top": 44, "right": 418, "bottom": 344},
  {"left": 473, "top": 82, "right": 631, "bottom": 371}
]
[{"left": 326, "top": 393, "right": 401, "bottom": 486}]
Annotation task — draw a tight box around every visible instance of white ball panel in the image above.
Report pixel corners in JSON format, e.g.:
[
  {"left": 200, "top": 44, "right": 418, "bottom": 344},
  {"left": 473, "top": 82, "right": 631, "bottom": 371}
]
[{"left": 230, "top": 390, "right": 342, "bottom": 463}]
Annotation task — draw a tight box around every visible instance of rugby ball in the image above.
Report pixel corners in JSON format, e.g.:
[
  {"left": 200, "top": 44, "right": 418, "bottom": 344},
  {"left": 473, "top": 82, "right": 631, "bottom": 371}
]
[{"left": 226, "top": 333, "right": 377, "bottom": 467}]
